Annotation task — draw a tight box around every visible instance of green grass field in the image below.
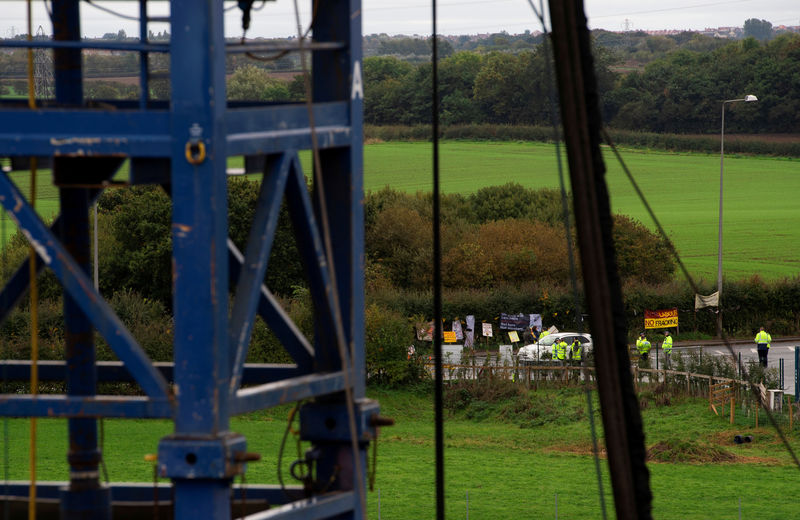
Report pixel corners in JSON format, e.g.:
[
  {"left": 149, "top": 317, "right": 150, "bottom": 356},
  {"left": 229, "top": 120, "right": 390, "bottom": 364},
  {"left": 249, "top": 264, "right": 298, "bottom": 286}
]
[
  {"left": 2, "top": 386, "right": 798, "bottom": 519},
  {"left": 3, "top": 141, "right": 798, "bottom": 281},
  {"left": 363, "top": 141, "right": 800, "bottom": 282}
]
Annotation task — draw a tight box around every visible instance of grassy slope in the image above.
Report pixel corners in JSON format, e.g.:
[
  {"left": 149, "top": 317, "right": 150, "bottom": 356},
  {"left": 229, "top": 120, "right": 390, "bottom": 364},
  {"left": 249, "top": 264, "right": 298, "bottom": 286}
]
[
  {"left": 3, "top": 387, "right": 799, "bottom": 519},
  {"left": 364, "top": 141, "right": 800, "bottom": 281}
]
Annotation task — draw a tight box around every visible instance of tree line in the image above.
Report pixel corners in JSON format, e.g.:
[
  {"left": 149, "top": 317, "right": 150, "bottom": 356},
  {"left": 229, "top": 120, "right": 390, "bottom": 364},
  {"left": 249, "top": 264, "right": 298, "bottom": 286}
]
[{"left": 365, "top": 32, "right": 800, "bottom": 134}]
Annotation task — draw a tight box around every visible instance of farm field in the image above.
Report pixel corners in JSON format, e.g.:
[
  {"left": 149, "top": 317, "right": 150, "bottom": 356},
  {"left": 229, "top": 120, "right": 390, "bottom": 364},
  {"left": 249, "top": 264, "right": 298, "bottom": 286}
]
[
  {"left": 3, "top": 141, "right": 798, "bottom": 282},
  {"left": 363, "top": 141, "right": 800, "bottom": 282},
  {"left": 1, "top": 387, "right": 799, "bottom": 518}
]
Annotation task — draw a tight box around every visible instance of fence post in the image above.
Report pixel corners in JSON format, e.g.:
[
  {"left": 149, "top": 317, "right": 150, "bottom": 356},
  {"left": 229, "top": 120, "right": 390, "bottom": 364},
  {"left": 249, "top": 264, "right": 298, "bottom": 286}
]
[
  {"left": 709, "top": 377, "right": 713, "bottom": 407},
  {"left": 738, "top": 352, "right": 742, "bottom": 380},
  {"left": 555, "top": 492, "right": 558, "bottom": 520},
  {"left": 755, "top": 402, "right": 759, "bottom": 429},
  {"left": 795, "top": 347, "right": 799, "bottom": 403},
  {"left": 730, "top": 394, "right": 734, "bottom": 425}
]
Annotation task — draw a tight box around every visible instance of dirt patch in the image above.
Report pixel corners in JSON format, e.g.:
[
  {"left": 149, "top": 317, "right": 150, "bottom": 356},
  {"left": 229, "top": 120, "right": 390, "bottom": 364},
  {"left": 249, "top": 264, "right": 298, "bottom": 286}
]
[
  {"left": 647, "top": 439, "right": 736, "bottom": 464},
  {"left": 548, "top": 443, "right": 607, "bottom": 458}
]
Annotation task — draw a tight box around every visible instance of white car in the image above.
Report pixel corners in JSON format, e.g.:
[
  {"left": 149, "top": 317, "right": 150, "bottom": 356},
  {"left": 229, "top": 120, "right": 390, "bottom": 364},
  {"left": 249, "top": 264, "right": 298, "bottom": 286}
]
[{"left": 517, "top": 332, "right": 593, "bottom": 364}]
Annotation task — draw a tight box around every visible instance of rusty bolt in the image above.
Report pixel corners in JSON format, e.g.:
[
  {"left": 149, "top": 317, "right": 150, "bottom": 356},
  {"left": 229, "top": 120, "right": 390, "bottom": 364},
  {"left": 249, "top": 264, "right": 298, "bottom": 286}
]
[
  {"left": 370, "top": 415, "right": 395, "bottom": 427},
  {"left": 233, "top": 452, "right": 262, "bottom": 463}
]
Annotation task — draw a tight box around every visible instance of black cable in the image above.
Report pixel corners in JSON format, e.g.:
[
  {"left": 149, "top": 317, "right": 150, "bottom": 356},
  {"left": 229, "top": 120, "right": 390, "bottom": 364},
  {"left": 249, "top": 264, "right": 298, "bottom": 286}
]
[
  {"left": 277, "top": 404, "right": 299, "bottom": 499},
  {"left": 241, "top": 1, "right": 318, "bottom": 64},
  {"left": 290, "top": 0, "right": 367, "bottom": 514},
  {"left": 83, "top": 0, "right": 141, "bottom": 22},
  {"left": 525, "top": 0, "right": 608, "bottom": 516},
  {"left": 431, "top": 1, "right": 445, "bottom": 519},
  {"left": 602, "top": 129, "right": 800, "bottom": 471}
]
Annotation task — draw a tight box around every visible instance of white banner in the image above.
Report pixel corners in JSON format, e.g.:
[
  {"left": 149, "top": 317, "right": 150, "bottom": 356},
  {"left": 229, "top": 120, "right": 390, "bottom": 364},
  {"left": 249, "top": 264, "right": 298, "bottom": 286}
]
[{"left": 695, "top": 292, "right": 719, "bottom": 310}]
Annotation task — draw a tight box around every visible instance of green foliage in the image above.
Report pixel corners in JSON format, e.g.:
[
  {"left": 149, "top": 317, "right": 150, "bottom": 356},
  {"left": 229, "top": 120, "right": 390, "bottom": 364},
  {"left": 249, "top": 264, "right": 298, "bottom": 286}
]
[
  {"left": 364, "top": 303, "right": 418, "bottom": 385},
  {"left": 613, "top": 215, "right": 676, "bottom": 284},
  {"left": 743, "top": 19, "right": 774, "bottom": 42},
  {"left": 227, "top": 64, "right": 292, "bottom": 101},
  {"left": 227, "top": 178, "right": 305, "bottom": 296},
  {"left": 98, "top": 186, "right": 173, "bottom": 305},
  {"left": 364, "top": 186, "right": 672, "bottom": 291},
  {"left": 97, "top": 289, "right": 173, "bottom": 362},
  {"left": 468, "top": 183, "right": 566, "bottom": 226},
  {"left": 609, "top": 33, "right": 800, "bottom": 133}
]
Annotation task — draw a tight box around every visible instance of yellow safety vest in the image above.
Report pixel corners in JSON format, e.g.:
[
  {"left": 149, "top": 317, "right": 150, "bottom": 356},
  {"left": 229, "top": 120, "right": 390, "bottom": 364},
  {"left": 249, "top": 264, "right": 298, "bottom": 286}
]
[
  {"left": 555, "top": 341, "right": 567, "bottom": 360},
  {"left": 754, "top": 331, "right": 771, "bottom": 348}
]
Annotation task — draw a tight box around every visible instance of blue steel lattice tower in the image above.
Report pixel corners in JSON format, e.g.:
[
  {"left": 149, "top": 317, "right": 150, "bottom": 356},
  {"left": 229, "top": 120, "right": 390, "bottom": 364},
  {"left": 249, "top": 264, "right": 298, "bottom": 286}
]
[{"left": 0, "top": 1, "right": 375, "bottom": 519}]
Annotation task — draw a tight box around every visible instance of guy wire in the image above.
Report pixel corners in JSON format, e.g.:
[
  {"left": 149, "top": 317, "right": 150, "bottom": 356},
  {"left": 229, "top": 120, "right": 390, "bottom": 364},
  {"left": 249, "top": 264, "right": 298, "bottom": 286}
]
[
  {"left": 431, "top": 0, "right": 445, "bottom": 519},
  {"left": 291, "top": 0, "right": 367, "bottom": 515},
  {"left": 601, "top": 128, "right": 800, "bottom": 471},
  {"left": 2, "top": 159, "right": 9, "bottom": 520},
  {"left": 526, "top": 0, "right": 607, "bottom": 516},
  {"left": 25, "top": 0, "right": 40, "bottom": 517}
]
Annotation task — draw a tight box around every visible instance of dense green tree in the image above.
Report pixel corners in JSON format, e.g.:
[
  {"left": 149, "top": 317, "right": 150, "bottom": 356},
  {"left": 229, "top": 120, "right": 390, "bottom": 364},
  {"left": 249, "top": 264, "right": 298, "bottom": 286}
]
[
  {"left": 98, "top": 186, "right": 173, "bottom": 305},
  {"left": 468, "top": 183, "right": 566, "bottom": 225},
  {"left": 227, "top": 64, "right": 291, "bottom": 101},
  {"left": 612, "top": 215, "right": 676, "bottom": 284},
  {"left": 743, "top": 19, "right": 773, "bottom": 42}
]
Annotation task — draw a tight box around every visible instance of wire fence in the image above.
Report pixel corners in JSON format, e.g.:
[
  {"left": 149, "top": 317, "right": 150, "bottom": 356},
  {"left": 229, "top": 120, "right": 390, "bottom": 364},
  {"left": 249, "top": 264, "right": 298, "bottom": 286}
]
[{"left": 423, "top": 360, "right": 799, "bottom": 432}]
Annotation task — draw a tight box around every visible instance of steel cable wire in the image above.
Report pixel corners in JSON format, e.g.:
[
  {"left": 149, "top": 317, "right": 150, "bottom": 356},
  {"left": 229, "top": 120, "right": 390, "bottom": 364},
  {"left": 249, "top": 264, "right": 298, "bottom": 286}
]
[
  {"left": 601, "top": 129, "right": 800, "bottom": 471},
  {"left": 523, "top": 1, "right": 609, "bottom": 516},
  {"left": 430, "top": 1, "right": 445, "bottom": 519},
  {"left": 290, "top": 0, "right": 368, "bottom": 515}
]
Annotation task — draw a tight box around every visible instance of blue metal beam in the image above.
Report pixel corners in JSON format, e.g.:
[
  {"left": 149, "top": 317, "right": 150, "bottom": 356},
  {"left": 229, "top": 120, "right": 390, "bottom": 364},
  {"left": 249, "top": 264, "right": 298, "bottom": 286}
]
[
  {"left": 225, "top": 103, "right": 351, "bottom": 155},
  {"left": 0, "top": 194, "right": 103, "bottom": 328},
  {"left": 244, "top": 492, "right": 356, "bottom": 520},
  {"left": 0, "top": 396, "right": 172, "bottom": 418},
  {"left": 0, "top": 110, "right": 171, "bottom": 157},
  {"left": 0, "top": 360, "right": 304, "bottom": 385},
  {"left": 229, "top": 153, "right": 293, "bottom": 393},
  {"left": 230, "top": 371, "right": 348, "bottom": 416},
  {"left": 284, "top": 155, "right": 350, "bottom": 372},
  {"left": 165, "top": 2, "right": 236, "bottom": 518},
  {"left": 0, "top": 481, "right": 303, "bottom": 506},
  {"left": 0, "top": 174, "right": 170, "bottom": 400},
  {"left": 228, "top": 241, "right": 314, "bottom": 370}
]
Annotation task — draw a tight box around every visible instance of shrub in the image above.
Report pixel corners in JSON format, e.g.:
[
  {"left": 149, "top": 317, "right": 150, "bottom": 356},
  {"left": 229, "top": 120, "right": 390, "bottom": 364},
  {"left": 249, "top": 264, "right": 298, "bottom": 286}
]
[{"left": 365, "top": 303, "right": 418, "bottom": 386}]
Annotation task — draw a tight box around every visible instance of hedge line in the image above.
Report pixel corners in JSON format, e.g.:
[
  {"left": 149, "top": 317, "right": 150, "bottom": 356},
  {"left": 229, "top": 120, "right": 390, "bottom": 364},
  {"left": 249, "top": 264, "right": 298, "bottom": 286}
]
[
  {"left": 365, "top": 124, "right": 800, "bottom": 157},
  {"left": 367, "top": 276, "right": 800, "bottom": 345}
]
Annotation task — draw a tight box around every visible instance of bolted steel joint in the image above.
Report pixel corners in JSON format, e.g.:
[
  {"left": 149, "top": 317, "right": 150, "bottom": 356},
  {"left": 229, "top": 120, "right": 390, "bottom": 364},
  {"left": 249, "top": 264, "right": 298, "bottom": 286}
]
[{"left": 157, "top": 433, "right": 250, "bottom": 479}]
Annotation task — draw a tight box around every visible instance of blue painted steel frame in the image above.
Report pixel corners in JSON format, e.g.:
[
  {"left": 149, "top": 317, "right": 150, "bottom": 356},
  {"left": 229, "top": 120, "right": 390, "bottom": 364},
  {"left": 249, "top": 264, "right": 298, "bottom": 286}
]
[{"left": 0, "top": 0, "right": 371, "bottom": 518}]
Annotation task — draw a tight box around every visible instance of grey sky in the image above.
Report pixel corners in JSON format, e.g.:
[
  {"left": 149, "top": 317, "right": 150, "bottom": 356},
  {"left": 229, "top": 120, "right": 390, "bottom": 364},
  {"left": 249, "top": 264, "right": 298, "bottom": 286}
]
[{"left": 0, "top": 0, "right": 797, "bottom": 39}]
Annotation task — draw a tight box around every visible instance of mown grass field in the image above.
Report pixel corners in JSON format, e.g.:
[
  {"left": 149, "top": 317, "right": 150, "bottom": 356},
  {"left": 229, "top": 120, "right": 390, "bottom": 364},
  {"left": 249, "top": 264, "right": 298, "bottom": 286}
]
[
  {"left": 3, "top": 141, "right": 798, "bottom": 281},
  {"left": 363, "top": 141, "right": 800, "bottom": 282},
  {"left": 2, "top": 386, "right": 799, "bottom": 518}
]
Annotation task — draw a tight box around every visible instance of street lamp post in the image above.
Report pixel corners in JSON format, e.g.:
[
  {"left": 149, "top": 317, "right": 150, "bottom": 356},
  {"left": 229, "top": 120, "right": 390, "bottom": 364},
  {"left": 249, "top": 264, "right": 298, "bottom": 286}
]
[{"left": 717, "top": 94, "right": 757, "bottom": 337}]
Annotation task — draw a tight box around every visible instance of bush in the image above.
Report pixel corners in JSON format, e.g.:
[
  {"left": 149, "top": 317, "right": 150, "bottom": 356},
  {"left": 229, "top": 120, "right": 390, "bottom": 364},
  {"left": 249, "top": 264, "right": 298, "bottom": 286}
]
[{"left": 365, "top": 303, "right": 418, "bottom": 385}]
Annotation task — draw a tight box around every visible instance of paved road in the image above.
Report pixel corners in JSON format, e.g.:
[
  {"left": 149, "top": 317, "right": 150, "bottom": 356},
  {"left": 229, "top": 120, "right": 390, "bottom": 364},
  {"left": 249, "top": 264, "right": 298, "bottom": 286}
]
[{"left": 672, "top": 340, "right": 800, "bottom": 395}]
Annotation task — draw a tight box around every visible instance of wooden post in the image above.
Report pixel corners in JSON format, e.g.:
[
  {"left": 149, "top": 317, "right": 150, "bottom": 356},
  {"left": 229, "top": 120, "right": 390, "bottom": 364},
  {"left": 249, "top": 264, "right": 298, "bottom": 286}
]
[
  {"left": 730, "top": 395, "right": 734, "bottom": 425},
  {"left": 755, "top": 402, "right": 759, "bottom": 429},
  {"left": 709, "top": 378, "right": 713, "bottom": 408}
]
